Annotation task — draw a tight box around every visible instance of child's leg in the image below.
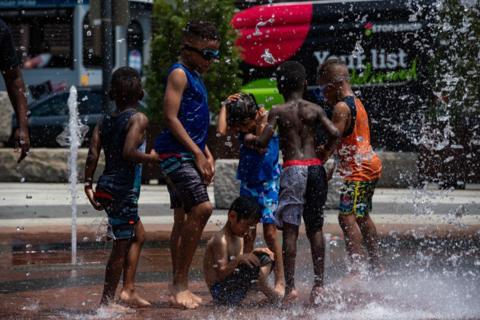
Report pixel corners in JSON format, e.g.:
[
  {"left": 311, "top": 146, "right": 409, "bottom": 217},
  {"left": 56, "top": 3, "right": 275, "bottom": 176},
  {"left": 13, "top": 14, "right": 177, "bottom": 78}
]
[
  {"left": 357, "top": 215, "right": 382, "bottom": 271},
  {"left": 282, "top": 222, "right": 299, "bottom": 302},
  {"left": 339, "top": 214, "right": 364, "bottom": 271},
  {"left": 170, "top": 207, "right": 186, "bottom": 276},
  {"left": 243, "top": 224, "right": 256, "bottom": 253},
  {"left": 120, "top": 221, "right": 150, "bottom": 307},
  {"left": 170, "top": 201, "right": 212, "bottom": 309},
  {"left": 263, "top": 223, "right": 285, "bottom": 296},
  {"left": 100, "top": 239, "right": 130, "bottom": 305}
]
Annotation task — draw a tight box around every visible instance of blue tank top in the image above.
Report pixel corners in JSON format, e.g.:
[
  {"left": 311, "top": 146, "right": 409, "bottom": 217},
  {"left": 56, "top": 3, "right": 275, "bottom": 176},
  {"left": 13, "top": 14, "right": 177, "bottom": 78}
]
[
  {"left": 237, "top": 134, "right": 280, "bottom": 184},
  {"left": 97, "top": 109, "right": 145, "bottom": 196},
  {"left": 154, "top": 63, "right": 210, "bottom": 154}
]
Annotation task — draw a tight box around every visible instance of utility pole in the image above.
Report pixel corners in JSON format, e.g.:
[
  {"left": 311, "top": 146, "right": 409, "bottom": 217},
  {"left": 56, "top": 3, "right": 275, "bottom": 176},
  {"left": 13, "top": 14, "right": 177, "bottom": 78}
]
[{"left": 101, "top": 0, "right": 113, "bottom": 113}]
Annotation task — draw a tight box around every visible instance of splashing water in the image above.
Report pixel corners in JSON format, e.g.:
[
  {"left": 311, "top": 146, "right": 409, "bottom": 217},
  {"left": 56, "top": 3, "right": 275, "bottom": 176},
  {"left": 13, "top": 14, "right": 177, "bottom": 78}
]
[
  {"left": 56, "top": 86, "right": 86, "bottom": 265},
  {"left": 261, "top": 48, "right": 277, "bottom": 64},
  {"left": 351, "top": 40, "right": 364, "bottom": 58},
  {"left": 253, "top": 15, "right": 275, "bottom": 36}
]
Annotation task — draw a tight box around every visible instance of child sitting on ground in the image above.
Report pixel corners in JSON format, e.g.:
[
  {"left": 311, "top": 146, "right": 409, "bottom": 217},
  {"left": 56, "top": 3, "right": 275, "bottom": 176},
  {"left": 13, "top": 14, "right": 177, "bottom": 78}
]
[
  {"left": 84, "top": 67, "right": 159, "bottom": 308},
  {"left": 217, "top": 93, "right": 284, "bottom": 298},
  {"left": 203, "top": 196, "right": 279, "bottom": 306}
]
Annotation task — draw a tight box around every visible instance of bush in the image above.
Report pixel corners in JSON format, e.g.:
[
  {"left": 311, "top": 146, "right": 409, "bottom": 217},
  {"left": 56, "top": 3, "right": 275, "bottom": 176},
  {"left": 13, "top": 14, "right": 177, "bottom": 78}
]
[{"left": 145, "top": 0, "right": 242, "bottom": 124}]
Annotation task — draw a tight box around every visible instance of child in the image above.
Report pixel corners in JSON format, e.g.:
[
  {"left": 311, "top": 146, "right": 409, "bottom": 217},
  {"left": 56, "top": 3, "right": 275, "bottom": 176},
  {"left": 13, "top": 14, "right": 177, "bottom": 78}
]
[
  {"left": 204, "top": 196, "right": 278, "bottom": 306},
  {"left": 316, "top": 58, "right": 383, "bottom": 275},
  {"left": 217, "top": 93, "right": 285, "bottom": 298},
  {"left": 153, "top": 21, "right": 219, "bottom": 309},
  {"left": 245, "top": 61, "right": 340, "bottom": 303},
  {"left": 84, "top": 67, "right": 159, "bottom": 308}
]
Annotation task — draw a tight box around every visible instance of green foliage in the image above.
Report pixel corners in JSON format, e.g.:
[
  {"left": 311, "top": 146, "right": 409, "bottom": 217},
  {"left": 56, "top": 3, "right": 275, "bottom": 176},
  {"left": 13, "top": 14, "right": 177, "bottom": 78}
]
[{"left": 145, "top": 0, "right": 242, "bottom": 123}]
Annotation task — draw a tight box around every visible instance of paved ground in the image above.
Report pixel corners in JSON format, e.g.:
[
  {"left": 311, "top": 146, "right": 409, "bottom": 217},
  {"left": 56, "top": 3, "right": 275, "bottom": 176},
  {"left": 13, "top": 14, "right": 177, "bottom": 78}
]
[{"left": 0, "top": 183, "right": 479, "bottom": 319}]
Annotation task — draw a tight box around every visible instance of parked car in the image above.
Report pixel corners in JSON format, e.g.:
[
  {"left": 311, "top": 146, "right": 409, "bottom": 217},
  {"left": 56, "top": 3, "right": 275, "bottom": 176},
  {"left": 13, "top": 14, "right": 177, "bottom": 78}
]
[{"left": 10, "top": 86, "right": 146, "bottom": 147}]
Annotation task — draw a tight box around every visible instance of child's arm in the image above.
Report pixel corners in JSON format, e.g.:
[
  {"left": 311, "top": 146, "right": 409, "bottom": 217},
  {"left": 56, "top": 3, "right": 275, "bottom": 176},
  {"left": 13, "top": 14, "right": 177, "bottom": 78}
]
[
  {"left": 123, "top": 112, "right": 159, "bottom": 163},
  {"left": 244, "top": 107, "right": 278, "bottom": 149},
  {"left": 316, "top": 105, "right": 341, "bottom": 161},
  {"left": 84, "top": 122, "right": 102, "bottom": 210},
  {"left": 217, "top": 101, "right": 228, "bottom": 136},
  {"left": 212, "top": 236, "right": 260, "bottom": 281},
  {"left": 255, "top": 107, "right": 268, "bottom": 136},
  {"left": 163, "top": 69, "right": 213, "bottom": 182}
]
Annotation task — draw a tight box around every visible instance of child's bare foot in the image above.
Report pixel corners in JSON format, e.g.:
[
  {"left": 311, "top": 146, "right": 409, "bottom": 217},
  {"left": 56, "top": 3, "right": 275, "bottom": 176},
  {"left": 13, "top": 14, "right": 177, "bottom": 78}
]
[
  {"left": 169, "top": 284, "right": 199, "bottom": 309},
  {"left": 283, "top": 289, "right": 299, "bottom": 305},
  {"left": 310, "top": 285, "right": 327, "bottom": 305},
  {"left": 274, "top": 282, "right": 285, "bottom": 298},
  {"left": 120, "top": 290, "right": 151, "bottom": 308},
  {"left": 99, "top": 302, "right": 136, "bottom": 314}
]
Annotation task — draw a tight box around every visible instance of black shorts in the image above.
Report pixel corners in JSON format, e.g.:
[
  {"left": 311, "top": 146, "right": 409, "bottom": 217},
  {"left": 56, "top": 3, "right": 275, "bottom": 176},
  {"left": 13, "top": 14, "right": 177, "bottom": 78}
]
[
  {"left": 209, "top": 252, "right": 273, "bottom": 306},
  {"left": 165, "top": 161, "right": 210, "bottom": 213}
]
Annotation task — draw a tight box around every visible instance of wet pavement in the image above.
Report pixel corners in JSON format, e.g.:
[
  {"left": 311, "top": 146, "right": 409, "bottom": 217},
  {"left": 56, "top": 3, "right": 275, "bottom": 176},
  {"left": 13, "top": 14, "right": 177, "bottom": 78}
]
[
  {"left": 1, "top": 221, "right": 480, "bottom": 319},
  {"left": 1, "top": 183, "right": 479, "bottom": 319}
]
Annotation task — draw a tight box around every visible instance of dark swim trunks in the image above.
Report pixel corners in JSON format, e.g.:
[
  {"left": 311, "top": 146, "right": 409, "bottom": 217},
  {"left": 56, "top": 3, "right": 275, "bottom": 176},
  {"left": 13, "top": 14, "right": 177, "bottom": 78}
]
[
  {"left": 209, "top": 252, "right": 273, "bottom": 306},
  {"left": 95, "top": 189, "right": 139, "bottom": 240},
  {"left": 275, "top": 159, "right": 327, "bottom": 235},
  {"left": 164, "top": 160, "right": 210, "bottom": 213}
]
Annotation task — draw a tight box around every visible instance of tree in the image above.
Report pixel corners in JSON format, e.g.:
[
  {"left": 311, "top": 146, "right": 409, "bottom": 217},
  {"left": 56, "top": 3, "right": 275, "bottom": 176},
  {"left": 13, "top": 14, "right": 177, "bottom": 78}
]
[{"left": 145, "top": 0, "right": 242, "bottom": 123}]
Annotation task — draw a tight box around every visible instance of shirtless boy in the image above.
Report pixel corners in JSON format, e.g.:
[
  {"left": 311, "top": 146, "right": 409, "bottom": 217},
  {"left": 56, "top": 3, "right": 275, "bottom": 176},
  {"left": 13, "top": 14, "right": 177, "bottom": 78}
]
[
  {"left": 204, "top": 196, "right": 278, "bottom": 306},
  {"left": 246, "top": 61, "right": 340, "bottom": 303}
]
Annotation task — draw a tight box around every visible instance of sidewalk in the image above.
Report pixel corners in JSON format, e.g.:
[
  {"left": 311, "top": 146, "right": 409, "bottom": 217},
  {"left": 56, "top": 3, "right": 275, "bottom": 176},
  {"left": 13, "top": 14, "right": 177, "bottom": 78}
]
[{"left": 0, "top": 183, "right": 479, "bottom": 236}]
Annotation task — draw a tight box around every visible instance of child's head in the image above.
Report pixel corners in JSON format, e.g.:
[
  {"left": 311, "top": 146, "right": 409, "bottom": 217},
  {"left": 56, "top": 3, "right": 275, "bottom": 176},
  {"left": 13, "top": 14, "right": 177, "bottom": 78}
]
[
  {"left": 181, "top": 20, "right": 220, "bottom": 74},
  {"left": 227, "top": 196, "right": 261, "bottom": 237},
  {"left": 276, "top": 61, "right": 307, "bottom": 97},
  {"left": 225, "top": 93, "right": 258, "bottom": 133},
  {"left": 109, "top": 66, "right": 143, "bottom": 108},
  {"left": 316, "top": 58, "right": 351, "bottom": 105}
]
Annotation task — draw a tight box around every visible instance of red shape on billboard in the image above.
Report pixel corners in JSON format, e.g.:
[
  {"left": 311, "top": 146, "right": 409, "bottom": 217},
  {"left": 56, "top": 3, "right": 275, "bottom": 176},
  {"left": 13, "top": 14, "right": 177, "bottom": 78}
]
[{"left": 231, "top": 2, "right": 313, "bottom": 67}]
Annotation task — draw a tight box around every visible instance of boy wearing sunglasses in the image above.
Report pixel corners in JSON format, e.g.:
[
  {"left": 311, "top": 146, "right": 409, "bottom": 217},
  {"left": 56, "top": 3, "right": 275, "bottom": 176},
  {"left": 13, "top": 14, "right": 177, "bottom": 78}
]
[
  {"left": 316, "top": 59, "right": 383, "bottom": 276},
  {"left": 154, "top": 21, "right": 220, "bottom": 309}
]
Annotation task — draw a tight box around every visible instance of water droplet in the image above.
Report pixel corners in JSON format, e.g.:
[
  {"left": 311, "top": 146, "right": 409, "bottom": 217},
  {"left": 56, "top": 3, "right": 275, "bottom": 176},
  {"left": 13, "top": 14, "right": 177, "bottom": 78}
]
[
  {"left": 20, "top": 177, "right": 26, "bottom": 183},
  {"left": 261, "top": 48, "right": 277, "bottom": 65}
]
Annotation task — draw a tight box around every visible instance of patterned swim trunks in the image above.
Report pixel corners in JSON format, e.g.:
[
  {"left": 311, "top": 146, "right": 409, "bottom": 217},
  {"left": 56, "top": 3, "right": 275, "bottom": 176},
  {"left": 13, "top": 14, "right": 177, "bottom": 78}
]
[
  {"left": 339, "top": 180, "right": 378, "bottom": 217},
  {"left": 240, "top": 177, "right": 280, "bottom": 225}
]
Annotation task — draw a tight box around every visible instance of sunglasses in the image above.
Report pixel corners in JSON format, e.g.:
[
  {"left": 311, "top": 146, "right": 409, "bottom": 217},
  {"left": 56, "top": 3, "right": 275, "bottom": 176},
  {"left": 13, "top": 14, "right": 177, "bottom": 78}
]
[{"left": 183, "top": 45, "right": 220, "bottom": 61}]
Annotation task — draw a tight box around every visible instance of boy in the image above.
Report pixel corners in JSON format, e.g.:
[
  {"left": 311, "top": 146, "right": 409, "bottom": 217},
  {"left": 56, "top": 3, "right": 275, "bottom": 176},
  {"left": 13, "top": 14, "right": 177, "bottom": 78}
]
[
  {"left": 217, "top": 93, "right": 284, "bottom": 298},
  {"left": 84, "top": 67, "right": 159, "bottom": 308},
  {"left": 153, "top": 21, "right": 219, "bottom": 309},
  {"left": 204, "top": 196, "right": 278, "bottom": 306},
  {"left": 316, "top": 59, "right": 383, "bottom": 275},
  {"left": 246, "top": 61, "right": 340, "bottom": 303}
]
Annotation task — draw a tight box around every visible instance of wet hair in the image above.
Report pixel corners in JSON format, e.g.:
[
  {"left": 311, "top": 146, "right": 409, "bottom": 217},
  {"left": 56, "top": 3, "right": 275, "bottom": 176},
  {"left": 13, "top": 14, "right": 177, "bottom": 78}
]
[
  {"left": 183, "top": 20, "right": 220, "bottom": 41},
  {"left": 317, "top": 58, "right": 350, "bottom": 83},
  {"left": 110, "top": 66, "right": 143, "bottom": 103},
  {"left": 226, "top": 93, "right": 258, "bottom": 127},
  {"left": 229, "top": 196, "right": 261, "bottom": 222},
  {"left": 276, "top": 61, "right": 307, "bottom": 94}
]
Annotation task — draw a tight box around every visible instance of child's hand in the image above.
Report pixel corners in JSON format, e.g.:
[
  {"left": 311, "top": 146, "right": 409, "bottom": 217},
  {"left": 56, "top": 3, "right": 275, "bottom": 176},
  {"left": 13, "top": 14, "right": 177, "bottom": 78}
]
[
  {"left": 194, "top": 152, "right": 214, "bottom": 184},
  {"left": 255, "top": 107, "right": 268, "bottom": 126},
  {"left": 149, "top": 149, "right": 161, "bottom": 162},
  {"left": 84, "top": 184, "right": 103, "bottom": 210},
  {"left": 253, "top": 247, "right": 275, "bottom": 261},
  {"left": 206, "top": 156, "right": 215, "bottom": 185},
  {"left": 238, "top": 253, "right": 261, "bottom": 268}
]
